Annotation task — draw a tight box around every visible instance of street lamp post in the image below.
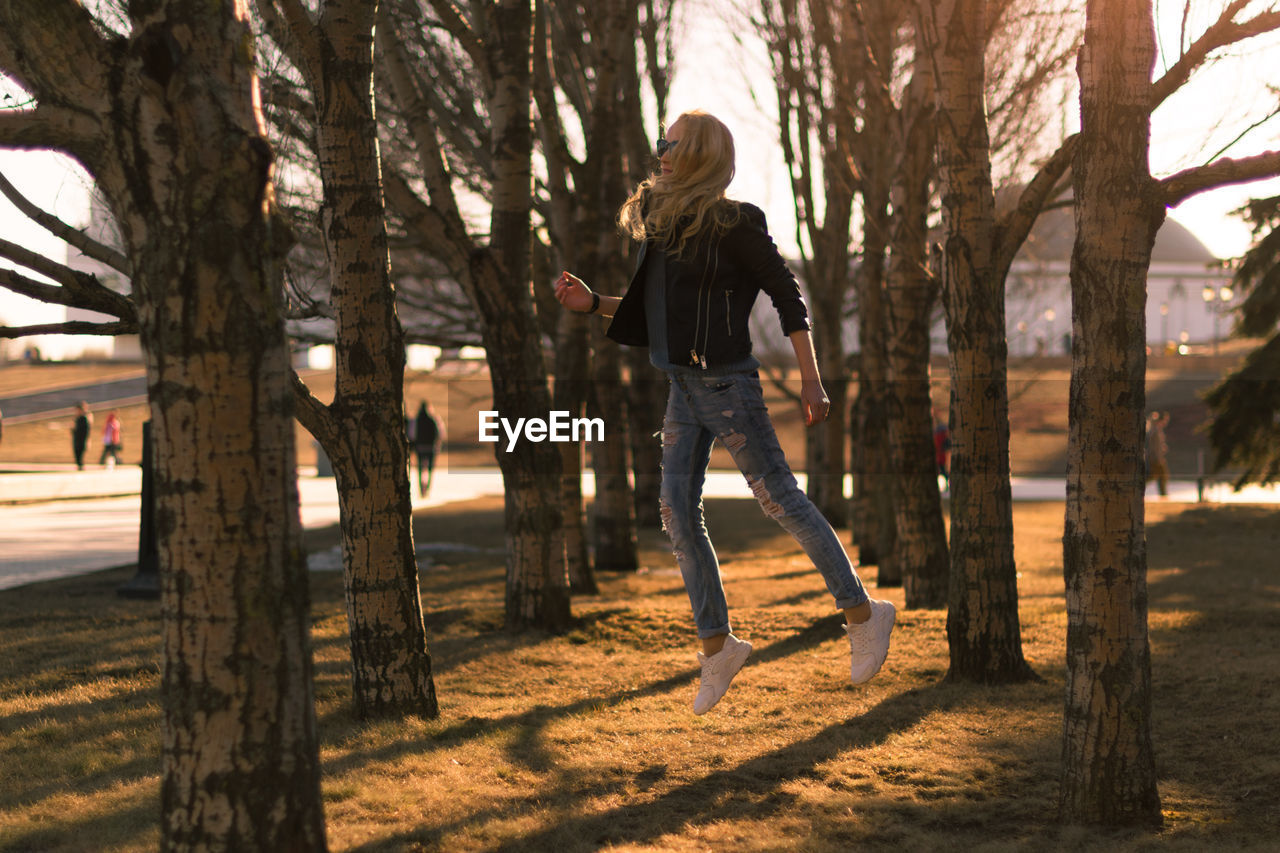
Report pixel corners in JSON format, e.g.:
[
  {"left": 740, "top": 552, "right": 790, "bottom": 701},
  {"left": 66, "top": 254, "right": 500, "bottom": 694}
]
[{"left": 1202, "top": 285, "right": 1234, "bottom": 356}]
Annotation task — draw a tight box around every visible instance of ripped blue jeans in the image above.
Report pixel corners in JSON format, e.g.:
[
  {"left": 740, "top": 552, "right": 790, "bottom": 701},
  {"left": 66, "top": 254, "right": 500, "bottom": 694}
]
[{"left": 659, "top": 370, "right": 868, "bottom": 638}]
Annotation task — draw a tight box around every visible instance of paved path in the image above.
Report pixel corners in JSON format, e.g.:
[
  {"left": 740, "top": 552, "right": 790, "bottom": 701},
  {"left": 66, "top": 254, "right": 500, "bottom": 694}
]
[
  {"left": 0, "top": 375, "right": 148, "bottom": 422},
  {"left": 3, "top": 464, "right": 1278, "bottom": 592},
  {"left": 0, "top": 466, "right": 504, "bottom": 591}
]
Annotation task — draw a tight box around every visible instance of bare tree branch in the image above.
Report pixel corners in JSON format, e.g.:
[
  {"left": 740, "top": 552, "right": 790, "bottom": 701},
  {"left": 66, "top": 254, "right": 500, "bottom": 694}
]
[
  {"left": 994, "top": 133, "right": 1079, "bottom": 276},
  {"left": 1201, "top": 104, "right": 1280, "bottom": 165},
  {"left": 1161, "top": 148, "right": 1280, "bottom": 207},
  {"left": 379, "top": 23, "right": 493, "bottom": 184},
  {"left": 532, "top": 1, "right": 579, "bottom": 257},
  {"left": 639, "top": 0, "right": 675, "bottom": 117},
  {"left": 420, "top": 0, "right": 490, "bottom": 92},
  {"left": 290, "top": 368, "right": 337, "bottom": 448},
  {"left": 260, "top": 76, "right": 316, "bottom": 121},
  {"left": 0, "top": 319, "right": 137, "bottom": 338},
  {"left": 1151, "top": 1, "right": 1280, "bottom": 109},
  {"left": 840, "top": 0, "right": 897, "bottom": 116},
  {"left": 0, "top": 0, "right": 114, "bottom": 109},
  {"left": 378, "top": 3, "right": 468, "bottom": 225},
  {"left": 0, "top": 107, "right": 99, "bottom": 156},
  {"left": 383, "top": 165, "right": 473, "bottom": 280},
  {"left": 0, "top": 171, "right": 130, "bottom": 274},
  {"left": 253, "top": 0, "right": 323, "bottom": 91},
  {"left": 0, "top": 239, "right": 135, "bottom": 318},
  {"left": 0, "top": 264, "right": 65, "bottom": 305},
  {"left": 545, "top": 1, "right": 593, "bottom": 118},
  {"left": 0, "top": 236, "right": 81, "bottom": 287}
]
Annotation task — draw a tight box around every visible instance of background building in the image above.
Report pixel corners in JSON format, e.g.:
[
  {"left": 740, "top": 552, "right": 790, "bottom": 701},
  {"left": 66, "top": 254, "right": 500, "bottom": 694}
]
[
  {"left": 745, "top": 209, "right": 1237, "bottom": 365},
  {"left": 1003, "top": 207, "right": 1235, "bottom": 358}
]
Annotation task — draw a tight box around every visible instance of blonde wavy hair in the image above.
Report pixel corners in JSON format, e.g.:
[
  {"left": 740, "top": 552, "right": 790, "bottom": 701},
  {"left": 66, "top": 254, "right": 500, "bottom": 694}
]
[{"left": 617, "top": 110, "right": 743, "bottom": 258}]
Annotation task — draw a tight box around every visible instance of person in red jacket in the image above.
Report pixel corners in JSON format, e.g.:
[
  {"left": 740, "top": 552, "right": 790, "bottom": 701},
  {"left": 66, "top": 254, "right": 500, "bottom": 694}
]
[
  {"left": 553, "top": 109, "right": 894, "bottom": 715},
  {"left": 99, "top": 411, "right": 123, "bottom": 468}
]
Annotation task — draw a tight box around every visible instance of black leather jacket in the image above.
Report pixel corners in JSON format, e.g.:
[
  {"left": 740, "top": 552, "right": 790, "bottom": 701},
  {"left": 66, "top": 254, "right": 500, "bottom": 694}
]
[{"left": 605, "top": 202, "right": 811, "bottom": 369}]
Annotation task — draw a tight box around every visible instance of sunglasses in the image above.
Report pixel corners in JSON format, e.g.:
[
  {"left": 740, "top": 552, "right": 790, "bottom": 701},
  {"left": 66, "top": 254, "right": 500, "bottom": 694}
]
[{"left": 656, "top": 137, "right": 679, "bottom": 157}]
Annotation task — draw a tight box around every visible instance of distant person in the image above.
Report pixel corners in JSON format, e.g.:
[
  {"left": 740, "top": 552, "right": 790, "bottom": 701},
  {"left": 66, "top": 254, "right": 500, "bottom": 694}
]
[
  {"left": 933, "top": 415, "right": 951, "bottom": 490},
  {"left": 413, "top": 401, "right": 441, "bottom": 496},
  {"left": 1146, "top": 411, "right": 1170, "bottom": 497},
  {"left": 553, "top": 109, "right": 893, "bottom": 715},
  {"left": 99, "top": 411, "right": 123, "bottom": 469},
  {"left": 72, "top": 402, "right": 92, "bottom": 470}
]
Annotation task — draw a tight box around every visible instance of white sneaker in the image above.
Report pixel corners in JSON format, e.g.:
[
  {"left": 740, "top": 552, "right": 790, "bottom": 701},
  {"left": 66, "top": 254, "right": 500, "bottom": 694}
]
[
  {"left": 845, "top": 599, "right": 895, "bottom": 684},
  {"left": 692, "top": 634, "right": 752, "bottom": 715}
]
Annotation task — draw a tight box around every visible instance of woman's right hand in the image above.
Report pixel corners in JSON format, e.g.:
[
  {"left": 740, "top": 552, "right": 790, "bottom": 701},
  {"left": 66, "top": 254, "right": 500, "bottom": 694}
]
[{"left": 553, "top": 271, "right": 594, "bottom": 313}]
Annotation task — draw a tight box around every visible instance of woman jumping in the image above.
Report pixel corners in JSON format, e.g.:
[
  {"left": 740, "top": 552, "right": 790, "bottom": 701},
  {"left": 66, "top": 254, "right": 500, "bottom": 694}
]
[{"left": 554, "top": 109, "right": 895, "bottom": 714}]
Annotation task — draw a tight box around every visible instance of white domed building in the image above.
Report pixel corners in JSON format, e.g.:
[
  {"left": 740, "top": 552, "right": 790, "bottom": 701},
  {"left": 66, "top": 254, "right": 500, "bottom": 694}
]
[{"left": 1002, "top": 206, "right": 1235, "bottom": 358}]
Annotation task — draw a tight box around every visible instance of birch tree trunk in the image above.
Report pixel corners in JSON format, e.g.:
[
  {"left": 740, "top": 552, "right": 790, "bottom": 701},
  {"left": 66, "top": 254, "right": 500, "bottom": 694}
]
[
  {"left": 761, "top": 0, "right": 856, "bottom": 527},
  {"left": 535, "top": 3, "right": 595, "bottom": 593},
  {"left": 380, "top": 0, "right": 570, "bottom": 631},
  {"left": 883, "top": 51, "right": 948, "bottom": 609},
  {"left": 536, "top": 0, "right": 642, "bottom": 572},
  {"left": 851, "top": 132, "right": 899, "bottom": 584},
  {"left": 0, "top": 1, "right": 327, "bottom": 847},
  {"left": 269, "top": 0, "right": 438, "bottom": 718},
  {"left": 590, "top": 328, "right": 640, "bottom": 571},
  {"left": 584, "top": 0, "right": 638, "bottom": 573},
  {"left": 1060, "top": 0, "right": 1162, "bottom": 825},
  {"left": 488, "top": 0, "right": 571, "bottom": 629},
  {"left": 924, "top": 0, "right": 1034, "bottom": 683},
  {"left": 622, "top": 2, "right": 670, "bottom": 531},
  {"left": 840, "top": 0, "right": 910, "bottom": 587},
  {"left": 627, "top": 347, "right": 667, "bottom": 528},
  {"left": 846, "top": 0, "right": 899, "bottom": 580},
  {"left": 806, "top": 221, "right": 853, "bottom": 527},
  {"left": 554, "top": 313, "right": 596, "bottom": 593}
]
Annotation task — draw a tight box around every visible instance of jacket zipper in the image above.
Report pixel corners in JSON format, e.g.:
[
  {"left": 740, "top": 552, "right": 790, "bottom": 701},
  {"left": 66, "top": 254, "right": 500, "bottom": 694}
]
[
  {"left": 724, "top": 289, "right": 733, "bottom": 336},
  {"left": 692, "top": 247, "right": 720, "bottom": 368},
  {"left": 690, "top": 246, "right": 715, "bottom": 369}
]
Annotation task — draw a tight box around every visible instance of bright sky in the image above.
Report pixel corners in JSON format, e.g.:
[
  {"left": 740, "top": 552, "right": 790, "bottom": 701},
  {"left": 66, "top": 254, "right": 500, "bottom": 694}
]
[
  {"left": 1147, "top": 0, "right": 1280, "bottom": 255},
  {"left": 1, "top": 0, "right": 1278, "bottom": 354},
  {"left": 0, "top": 149, "right": 91, "bottom": 358},
  {"left": 668, "top": 0, "right": 1280, "bottom": 260}
]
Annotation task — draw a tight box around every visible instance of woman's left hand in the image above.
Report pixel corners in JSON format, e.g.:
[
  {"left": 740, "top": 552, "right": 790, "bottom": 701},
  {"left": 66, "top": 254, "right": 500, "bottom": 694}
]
[
  {"left": 553, "top": 271, "right": 594, "bottom": 313},
  {"left": 800, "top": 379, "right": 830, "bottom": 427}
]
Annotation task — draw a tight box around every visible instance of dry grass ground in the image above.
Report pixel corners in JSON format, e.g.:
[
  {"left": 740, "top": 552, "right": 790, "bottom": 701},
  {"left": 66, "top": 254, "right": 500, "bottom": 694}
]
[{"left": 2, "top": 497, "right": 1278, "bottom": 851}]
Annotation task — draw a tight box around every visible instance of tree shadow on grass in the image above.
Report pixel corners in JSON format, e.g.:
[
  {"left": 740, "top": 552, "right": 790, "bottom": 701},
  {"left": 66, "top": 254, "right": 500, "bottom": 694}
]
[
  {"left": 344, "top": 681, "right": 1001, "bottom": 852},
  {"left": 318, "top": 610, "right": 859, "bottom": 780},
  {"left": 762, "top": 588, "right": 828, "bottom": 608},
  {"left": 1145, "top": 504, "right": 1280, "bottom": 611},
  {"left": 1, "top": 794, "right": 157, "bottom": 852},
  {"left": 1143, "top": 504, "right": 1280, "bottom": 837},
  {"left": 495, "top": 692, "right": 967, "bottom": 851}
]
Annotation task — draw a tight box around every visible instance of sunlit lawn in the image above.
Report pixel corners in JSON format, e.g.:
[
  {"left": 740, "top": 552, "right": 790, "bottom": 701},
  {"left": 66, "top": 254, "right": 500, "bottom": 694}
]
[{"left": 2, "top": 497, "right": 1278, "bottom": 851}]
